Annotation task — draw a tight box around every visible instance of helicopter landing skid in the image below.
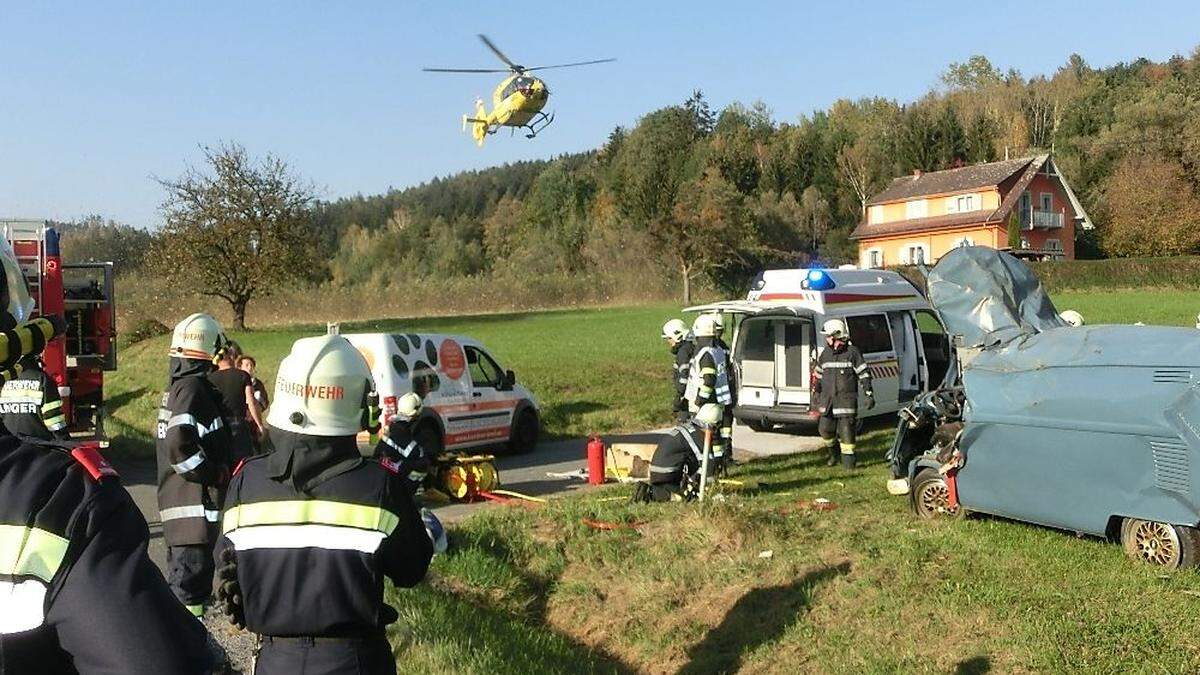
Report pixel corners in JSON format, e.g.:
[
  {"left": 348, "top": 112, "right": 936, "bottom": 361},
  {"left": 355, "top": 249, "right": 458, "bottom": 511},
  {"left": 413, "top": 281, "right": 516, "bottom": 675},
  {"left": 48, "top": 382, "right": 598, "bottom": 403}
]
[{"left": 524, "top": 111, "right": 554, "bottom": 139}]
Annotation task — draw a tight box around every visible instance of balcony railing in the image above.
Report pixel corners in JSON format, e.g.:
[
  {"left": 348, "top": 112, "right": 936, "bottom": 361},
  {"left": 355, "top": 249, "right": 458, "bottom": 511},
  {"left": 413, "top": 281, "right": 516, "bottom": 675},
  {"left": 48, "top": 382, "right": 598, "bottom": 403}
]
[{"left": 1020, "top": 209, "right": 1064, "bottom": 229}]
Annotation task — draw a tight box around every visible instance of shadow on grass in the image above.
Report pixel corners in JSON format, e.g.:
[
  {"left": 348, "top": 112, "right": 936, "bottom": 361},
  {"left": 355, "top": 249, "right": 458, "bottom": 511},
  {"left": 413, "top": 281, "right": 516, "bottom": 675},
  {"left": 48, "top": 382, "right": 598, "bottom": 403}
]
[
  {"left": 105, "top": 385, "right": 149, "bottom": 414},
  {"left": 677, "top": 560, "right": 851, "bottom": 675},
  {"left": 955, "top": 656, "right": 991, "bottom": 674},
  {"left": 393, "top": 525, "right": 635, "bottom": 674}
]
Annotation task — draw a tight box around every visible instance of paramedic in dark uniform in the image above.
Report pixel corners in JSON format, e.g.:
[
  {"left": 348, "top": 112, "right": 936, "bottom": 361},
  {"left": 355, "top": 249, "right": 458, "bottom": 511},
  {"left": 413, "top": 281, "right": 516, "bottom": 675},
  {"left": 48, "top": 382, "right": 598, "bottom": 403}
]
[
  {"left": 813, "top": 318, "right": 873, "bottom": 470},
  {"left": 0, "top": 244, "right": 213, "bottom": 673},
  {"left": 156, "top": 312, "right": 233, "bottom": 617},
  {"left": 661, "top": 319, "right": 694, "bottom": 423},
  {"left": 633, "top": 403, "right": 721, "bottom": 503},
  {"left": 0, "top": 354, "right": 71, "bottom": 441},
  {"left": 215, "top": 334, "right": 433, "bottom": 675}
]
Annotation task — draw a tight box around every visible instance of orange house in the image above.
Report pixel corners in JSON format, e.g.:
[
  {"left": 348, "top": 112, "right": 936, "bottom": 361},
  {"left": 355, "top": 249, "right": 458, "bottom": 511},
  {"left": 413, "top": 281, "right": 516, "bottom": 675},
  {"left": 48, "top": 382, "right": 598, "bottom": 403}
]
[{"left": 851, "top": 154, "right": 1093, "bottom": 267}]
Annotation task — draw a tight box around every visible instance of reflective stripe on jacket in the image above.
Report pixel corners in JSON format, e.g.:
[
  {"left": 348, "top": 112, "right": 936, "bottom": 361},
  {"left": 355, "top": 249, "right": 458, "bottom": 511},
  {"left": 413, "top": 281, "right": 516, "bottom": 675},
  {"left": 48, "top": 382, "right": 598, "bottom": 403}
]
[{"left": 814, "top": 343, "right": 872, "bottom": 417}]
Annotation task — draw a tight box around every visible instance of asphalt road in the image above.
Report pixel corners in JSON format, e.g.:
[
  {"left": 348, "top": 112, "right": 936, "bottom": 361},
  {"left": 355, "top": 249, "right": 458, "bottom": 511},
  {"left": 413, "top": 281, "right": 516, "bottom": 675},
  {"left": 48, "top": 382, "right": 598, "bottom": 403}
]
[{"left": 116, "top": 421, "right": 828, "bottom": 568}]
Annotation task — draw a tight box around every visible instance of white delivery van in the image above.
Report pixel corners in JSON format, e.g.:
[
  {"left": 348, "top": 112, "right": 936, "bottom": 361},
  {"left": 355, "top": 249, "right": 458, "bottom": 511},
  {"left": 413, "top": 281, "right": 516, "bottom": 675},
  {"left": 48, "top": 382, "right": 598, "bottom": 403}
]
[
  {"left": 342, "top": 332, "right": 541, "bottom": 454},
  {"left": 686, "top": 268, "right": 951, "bottom": 431}
]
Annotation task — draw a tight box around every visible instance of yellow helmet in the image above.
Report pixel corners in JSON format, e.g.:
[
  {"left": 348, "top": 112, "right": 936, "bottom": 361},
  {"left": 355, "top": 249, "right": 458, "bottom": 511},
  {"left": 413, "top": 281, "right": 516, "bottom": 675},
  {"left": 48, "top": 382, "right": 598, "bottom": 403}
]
[
  {"left": 168, "top": 313, "right": 227, "bottom": 361},
  {"left": 267, "top": 334, "right": 375, "bottom": 436}
]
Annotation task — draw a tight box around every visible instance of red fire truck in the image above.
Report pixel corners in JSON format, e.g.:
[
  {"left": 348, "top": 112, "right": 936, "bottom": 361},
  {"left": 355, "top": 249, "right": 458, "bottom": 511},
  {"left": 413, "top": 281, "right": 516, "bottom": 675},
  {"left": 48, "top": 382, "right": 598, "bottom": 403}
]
[{"left": 2, "top": 221, "right": 116, "bottom": 438}]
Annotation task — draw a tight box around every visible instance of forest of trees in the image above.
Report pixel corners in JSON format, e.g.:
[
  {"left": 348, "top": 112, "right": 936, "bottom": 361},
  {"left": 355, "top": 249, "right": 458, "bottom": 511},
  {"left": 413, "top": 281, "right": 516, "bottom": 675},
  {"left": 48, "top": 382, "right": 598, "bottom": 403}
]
[{"left": 62, "top": 49, "right": 1200, "bottom": 306}]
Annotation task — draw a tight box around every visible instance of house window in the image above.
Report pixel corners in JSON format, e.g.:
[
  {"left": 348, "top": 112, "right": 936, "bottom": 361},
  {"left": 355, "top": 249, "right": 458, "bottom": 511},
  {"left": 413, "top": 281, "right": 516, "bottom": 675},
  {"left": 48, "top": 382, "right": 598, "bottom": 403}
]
[
  {"left": 1040, "top": 192, "right": 1053, "bottom": 212},
  {"left": 864, "top": 248, "right": 884, "bottom": 268},
  {"left": 868, "top": 205, "right": 883, "bottom": 224},
  {"left": 905, "top": 199, "right": 928, "bottom": 220},
  {"left": 948, "top": 194, "right": 976, "bottom": 214},
  {"left": 902, "top": 244, "right": 928, "bottom": 265},
  {"left": 1045, "top": 238, "right": 1063, "bottom": 252},
  {"left": 1019, "top": 191, "right": 1032, "bottom": 227}
]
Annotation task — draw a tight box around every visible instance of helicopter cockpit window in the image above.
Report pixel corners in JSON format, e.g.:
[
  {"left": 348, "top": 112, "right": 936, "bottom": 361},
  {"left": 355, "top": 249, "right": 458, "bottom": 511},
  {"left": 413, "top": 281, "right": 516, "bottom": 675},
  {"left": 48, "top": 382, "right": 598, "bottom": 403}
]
[{"left": 501, "top": 80, "right": 519, "bottom": 99}]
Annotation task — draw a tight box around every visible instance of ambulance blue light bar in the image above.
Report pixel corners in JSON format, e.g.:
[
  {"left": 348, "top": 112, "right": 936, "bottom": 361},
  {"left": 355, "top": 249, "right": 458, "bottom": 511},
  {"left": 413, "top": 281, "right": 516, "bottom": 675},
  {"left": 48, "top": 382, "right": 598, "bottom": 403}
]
[{"left": 803, "top": 269, "right": 836, "bottom": 291}]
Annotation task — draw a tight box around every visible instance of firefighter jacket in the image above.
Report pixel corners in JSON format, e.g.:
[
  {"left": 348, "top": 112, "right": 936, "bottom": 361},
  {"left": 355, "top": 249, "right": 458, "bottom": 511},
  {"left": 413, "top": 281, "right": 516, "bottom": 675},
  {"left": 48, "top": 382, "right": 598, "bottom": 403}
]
[
  {"left": 0, "top": 364, "right": 69, "bottom": 441},
  {"left": 670, "top": 337, "right": 695, "bottom": 414},
  {"left": 814, "top": 342, "right": 873, "bottom": 417},
  {"left": 685, "top": 337, "right": 733, "bottom": 411},
  {"left": 215, "top": 428, "right": 433, "bottom": 639},
  {"left": 0, "top": 437, "right": 212, "bottom": 674},
  {"left": 156, "top": 359, "right": 232, "bottom": 546},
  {"left": 648, "top": 421, "right": 705, "bottom": 486},
  {"left": 376, "top": 420, "right": 429, "bottom": 496}
]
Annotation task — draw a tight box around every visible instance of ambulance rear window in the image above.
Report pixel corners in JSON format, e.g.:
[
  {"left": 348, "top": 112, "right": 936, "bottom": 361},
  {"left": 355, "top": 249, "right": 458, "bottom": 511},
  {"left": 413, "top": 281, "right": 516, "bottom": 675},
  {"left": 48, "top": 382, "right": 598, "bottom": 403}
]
[{"left": 846, "top": 314, "right": 893, "bottom": 354}]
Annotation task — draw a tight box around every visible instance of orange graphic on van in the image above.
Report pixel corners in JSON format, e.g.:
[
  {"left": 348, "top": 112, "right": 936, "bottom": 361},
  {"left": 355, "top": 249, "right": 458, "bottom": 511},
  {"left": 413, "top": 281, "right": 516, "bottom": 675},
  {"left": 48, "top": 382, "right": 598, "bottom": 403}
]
[{"left": 440, "top": 339, "right": 465, "bottom": 380}]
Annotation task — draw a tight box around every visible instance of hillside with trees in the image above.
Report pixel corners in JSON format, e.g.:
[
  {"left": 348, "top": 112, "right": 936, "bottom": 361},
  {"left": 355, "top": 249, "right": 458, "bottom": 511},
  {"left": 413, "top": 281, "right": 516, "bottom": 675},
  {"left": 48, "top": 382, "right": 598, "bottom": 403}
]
[{"left": 57, "top": 49, "right": 1200, "bottom": 326}]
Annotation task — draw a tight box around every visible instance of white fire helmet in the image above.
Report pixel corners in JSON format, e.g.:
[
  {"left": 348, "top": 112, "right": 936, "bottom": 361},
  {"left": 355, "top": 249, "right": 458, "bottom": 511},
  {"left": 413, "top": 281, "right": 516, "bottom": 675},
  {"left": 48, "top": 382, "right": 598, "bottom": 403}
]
[
  {"left": 822, "top": 318, "right": 848, "bottom": 340},
  {"left": 266, "top": 334, "right": 375, "bottom": 437},
  {"left": 692, "top": 313, "right": 721, "bottom": 338},
  {"left": 1059, "top": 310, "right": 1085, "bottom": 327},
  {"left": 711, "top": 313, "right": 725, "bottom": 337},
  {"left": 694, "top": 403, "right": 722, "bottom": 428},
  {"left": 661, "top": 318, "right": 688, "bottom": 342},
  {"left": 168, "top": 313, "right": 227, "bottom": 361},
  {"left": 396, "top": 392, "right": 423, "bottom": 422}
]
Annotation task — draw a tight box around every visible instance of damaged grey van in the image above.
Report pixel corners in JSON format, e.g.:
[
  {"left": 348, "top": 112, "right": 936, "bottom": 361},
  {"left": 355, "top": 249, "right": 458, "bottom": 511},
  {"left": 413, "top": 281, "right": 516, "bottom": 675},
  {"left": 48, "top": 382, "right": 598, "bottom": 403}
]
[{"left": 888, "top": 247, "right": 1200, "bottom": 568}]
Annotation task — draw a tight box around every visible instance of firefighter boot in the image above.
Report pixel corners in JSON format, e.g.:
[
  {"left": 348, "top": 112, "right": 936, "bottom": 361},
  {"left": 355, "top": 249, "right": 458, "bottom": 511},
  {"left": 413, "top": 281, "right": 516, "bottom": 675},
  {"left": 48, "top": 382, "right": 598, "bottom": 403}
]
[
  {"left": 823, "top": 438, "right": 838, "bottom": 466},
  {"left": 841, "top": 444, "right": 857, "bottom": 471}
]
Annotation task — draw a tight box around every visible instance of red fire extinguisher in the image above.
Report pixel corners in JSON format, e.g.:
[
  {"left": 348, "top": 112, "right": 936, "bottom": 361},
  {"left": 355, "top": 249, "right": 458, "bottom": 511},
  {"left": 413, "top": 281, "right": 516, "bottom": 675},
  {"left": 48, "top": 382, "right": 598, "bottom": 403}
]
[{"left": 587, "top": 436, "right": 606, "bottom": 485}]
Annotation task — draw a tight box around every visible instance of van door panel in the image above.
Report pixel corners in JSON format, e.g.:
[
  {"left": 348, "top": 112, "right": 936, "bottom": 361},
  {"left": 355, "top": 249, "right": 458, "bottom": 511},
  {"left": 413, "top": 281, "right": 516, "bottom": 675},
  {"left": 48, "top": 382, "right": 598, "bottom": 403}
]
[
  {"left": 444, "top": 346, "right": 516, "bottom": 449},
  {"left": 776, "top": 319, "right": 812, "bottom": 405},
  {"left": 888, "top": 311, "right": 921, "bottom": 402},
  {"left": 845, "top": 313, "right": 899, "bottom": 412},
  {"left": 737, "top": 318, "right": 777, "bottom": 406}
]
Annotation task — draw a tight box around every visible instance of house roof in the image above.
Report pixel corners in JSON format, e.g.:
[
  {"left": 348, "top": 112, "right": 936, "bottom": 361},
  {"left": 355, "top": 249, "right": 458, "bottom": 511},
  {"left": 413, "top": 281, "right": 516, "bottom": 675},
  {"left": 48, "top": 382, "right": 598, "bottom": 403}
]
[
  {"left": 850, "top": 154, "right": 1095, "bottom": 240},
  {"left": 866, "top": 156, "right": 1036, "bottom": 206}
]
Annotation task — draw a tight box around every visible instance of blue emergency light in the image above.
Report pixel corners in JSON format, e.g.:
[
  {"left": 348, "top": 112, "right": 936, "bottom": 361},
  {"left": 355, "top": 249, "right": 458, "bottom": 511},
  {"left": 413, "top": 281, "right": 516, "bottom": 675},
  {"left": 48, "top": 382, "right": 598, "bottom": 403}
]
[{"left": 803, "top": 269, "right": 836, "bottom": 291}]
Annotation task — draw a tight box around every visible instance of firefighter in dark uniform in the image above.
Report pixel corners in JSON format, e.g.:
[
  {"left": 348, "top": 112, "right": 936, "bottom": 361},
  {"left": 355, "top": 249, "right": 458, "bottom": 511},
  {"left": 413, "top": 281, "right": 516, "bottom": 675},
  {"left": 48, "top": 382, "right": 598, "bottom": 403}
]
[
  {"left": 633, "top": 403, "right": 722, "bottom": 503},
  {"left": 374, "top": 392, "right": 430, "bottom": 496},
  {"left": 156, "top": 312, "right": 234, "bottom": 617},
  {"left": 685, "top": 313, "right": 733, "bottom": 464},
  {"left": 215, "top": 334, "right": 433, "bottom": 674},
  {"left": 661, "top": 319, "right": 694, "bottom": 423},
  {"left": 0, "top": 247, "right": 213, "bottom": 673},
  {"left": 0, "top": 355, "right": 71, "bottom": 441},
  {"left": 711, "top": 313, "right": 737, "bottom": 464},
  {"left": 813, "top": 318, "right": 874, "bottom": 470}
]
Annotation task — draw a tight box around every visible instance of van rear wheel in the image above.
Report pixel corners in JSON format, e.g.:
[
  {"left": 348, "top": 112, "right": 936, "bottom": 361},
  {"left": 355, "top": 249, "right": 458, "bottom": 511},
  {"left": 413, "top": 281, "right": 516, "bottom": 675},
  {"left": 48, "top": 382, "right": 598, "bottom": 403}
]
[
  {"left": 1120, "top": 518, "right": 1200, "bottom": 569},
  {"left": 911, "top": 468, "right": 963, "bottom": 520}
]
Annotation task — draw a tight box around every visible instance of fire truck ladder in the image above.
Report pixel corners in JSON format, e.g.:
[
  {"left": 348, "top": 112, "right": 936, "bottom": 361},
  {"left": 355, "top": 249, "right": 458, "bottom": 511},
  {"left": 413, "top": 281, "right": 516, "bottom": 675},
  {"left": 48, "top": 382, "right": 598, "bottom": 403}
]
[{"left": 2, "top": 220, "right": 47, "bottom": 317}]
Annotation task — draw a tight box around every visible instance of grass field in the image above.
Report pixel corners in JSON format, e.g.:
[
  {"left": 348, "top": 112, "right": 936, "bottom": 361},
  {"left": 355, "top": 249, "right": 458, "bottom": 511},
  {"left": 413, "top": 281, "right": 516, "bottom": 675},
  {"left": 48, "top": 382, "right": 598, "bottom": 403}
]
[
  {"left": 107, "top": 289, "right": 1200, "bottom": 672},
  {"left": 385, "top": 431, "right": 1200, "bottom": 673}
]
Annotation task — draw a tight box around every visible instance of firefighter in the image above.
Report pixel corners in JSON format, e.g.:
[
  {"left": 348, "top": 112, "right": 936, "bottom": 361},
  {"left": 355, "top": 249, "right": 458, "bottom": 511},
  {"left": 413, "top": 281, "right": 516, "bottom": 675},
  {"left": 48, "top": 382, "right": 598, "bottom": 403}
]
[
  {"left": 661, "top": 318, "right": 694, "bottom": 422},
  {"left": 685, "top": 313, "right": 733, "bottom": 464},
  {"left": 156, "top": 312, "right": 234, "bottom": 617},
  {"left": 710, "top": 313, "right": 737, "bottom": 463},
  {"left": 215, "top": 334, "right": 433, "bottom": 675},
  {"left": 813, "top": 318, "right": 873, "bottom": 470},
  {"left": 376, "top": 391, "right": 430, "bottom": 496},
  {"left": 633, "top": 403, "right": 722, "bottom": 503},
  {"left": 0, "top": 248, "right": 214, "bottom": 672},
  {"left": 0, "top": 354, "right": 71, "bottom": 441}
]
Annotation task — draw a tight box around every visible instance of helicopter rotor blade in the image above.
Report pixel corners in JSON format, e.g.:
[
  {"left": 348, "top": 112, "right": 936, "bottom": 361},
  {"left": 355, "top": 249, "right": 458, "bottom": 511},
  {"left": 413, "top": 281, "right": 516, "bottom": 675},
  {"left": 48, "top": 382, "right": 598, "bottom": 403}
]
[
  {"left": 422, "top": 67, "right": 513, "bottom": 73},
  {"left": 522, "top": 58, "right": 617, "bottom": 72},
  {"left": 477, "top": 34, "right": 520, "bottom": 71}
]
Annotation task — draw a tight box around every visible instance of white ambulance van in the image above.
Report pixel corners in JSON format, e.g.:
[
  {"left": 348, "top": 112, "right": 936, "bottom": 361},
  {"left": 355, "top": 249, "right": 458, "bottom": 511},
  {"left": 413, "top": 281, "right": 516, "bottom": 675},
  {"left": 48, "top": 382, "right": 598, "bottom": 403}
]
[
  {"left": 687, "top": 268, "right": 951, "bottom": 431},
  {"left": 342, "top": 332, "right": 541, "bottom": 454}
]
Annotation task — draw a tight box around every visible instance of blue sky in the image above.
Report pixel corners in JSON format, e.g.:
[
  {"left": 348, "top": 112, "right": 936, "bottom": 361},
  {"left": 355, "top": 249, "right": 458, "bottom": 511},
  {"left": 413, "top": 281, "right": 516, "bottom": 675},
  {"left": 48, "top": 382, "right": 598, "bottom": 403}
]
[{"left": 2, "top": 1, "right": 1198, "bottom": 228}]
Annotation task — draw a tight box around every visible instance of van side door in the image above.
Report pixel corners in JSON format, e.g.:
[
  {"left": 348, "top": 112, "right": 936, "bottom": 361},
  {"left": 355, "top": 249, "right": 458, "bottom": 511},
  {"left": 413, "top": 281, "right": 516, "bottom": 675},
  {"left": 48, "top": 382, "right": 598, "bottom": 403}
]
[
  {"left": 844, "top": 313, "right": 899, "bottom": 413},
  {"left": 452, "top": 346, "right": 516, "bottom": 449}
]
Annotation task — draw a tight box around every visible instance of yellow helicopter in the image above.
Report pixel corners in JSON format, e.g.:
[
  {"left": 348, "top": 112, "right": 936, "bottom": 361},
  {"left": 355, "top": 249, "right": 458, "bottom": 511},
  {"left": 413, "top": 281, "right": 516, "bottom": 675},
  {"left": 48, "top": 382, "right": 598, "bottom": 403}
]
[{"left": 424, "top": 34, "right": 614, "bottom": 146}]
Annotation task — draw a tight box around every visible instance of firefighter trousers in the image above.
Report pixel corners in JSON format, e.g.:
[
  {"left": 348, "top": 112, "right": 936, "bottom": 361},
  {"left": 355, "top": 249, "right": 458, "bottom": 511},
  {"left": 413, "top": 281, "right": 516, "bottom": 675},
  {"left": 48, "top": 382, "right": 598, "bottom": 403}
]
[
  {"left": 255, "top": 635, "right": 396, "bottom": 675},
  {"left": 818, "top": 413, "right": 857, "bottom": 468},
  {"left": 166, "top": 543, "right": 215, "bottom": 614}
]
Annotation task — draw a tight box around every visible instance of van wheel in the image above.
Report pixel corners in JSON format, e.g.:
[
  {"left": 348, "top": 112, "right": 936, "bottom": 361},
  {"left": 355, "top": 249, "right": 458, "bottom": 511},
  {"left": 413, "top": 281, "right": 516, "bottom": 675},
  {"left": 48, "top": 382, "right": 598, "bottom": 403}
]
[
  {"left": 1120, "top": 518, "right": 1200, "bottom": 569},
  {"left": 415, "top": 423, "right": 443, "bottom": 456},
  {"left": 911, "top": 468, "right": 963, "bottom": 520},
  {"left": 508, "top": 409, "right": 539, "bottom": 454}
]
